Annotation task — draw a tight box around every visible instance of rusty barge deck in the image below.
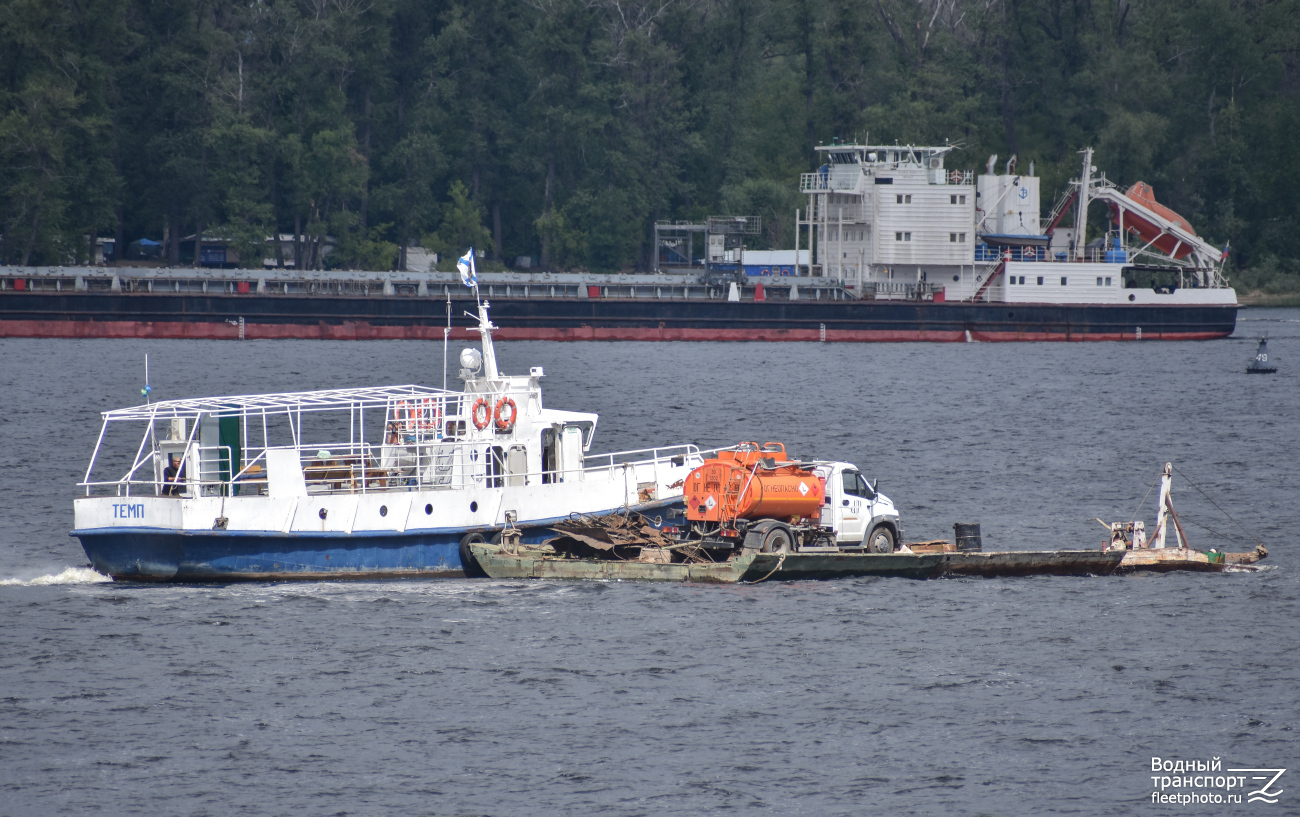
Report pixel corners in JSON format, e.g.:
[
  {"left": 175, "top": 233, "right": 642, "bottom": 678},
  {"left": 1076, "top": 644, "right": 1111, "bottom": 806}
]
[{"left": 468, "top": 544, "right": 1266, "bottom": 583}]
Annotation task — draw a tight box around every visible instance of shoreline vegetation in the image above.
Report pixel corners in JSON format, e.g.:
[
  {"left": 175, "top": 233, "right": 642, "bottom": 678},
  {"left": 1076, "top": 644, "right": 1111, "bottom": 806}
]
[
  {"left": 1, "top": 0, "right": 1297, "bottom": 288},
  {"left": 1239, "top": 293, "right": 1300, "bottom": 308}
]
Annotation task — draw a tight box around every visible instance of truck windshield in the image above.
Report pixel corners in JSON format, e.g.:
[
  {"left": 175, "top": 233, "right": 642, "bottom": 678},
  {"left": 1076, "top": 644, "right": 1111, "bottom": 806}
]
[{"left": 843, "top": 471, "right": 876, "bottom": 499}]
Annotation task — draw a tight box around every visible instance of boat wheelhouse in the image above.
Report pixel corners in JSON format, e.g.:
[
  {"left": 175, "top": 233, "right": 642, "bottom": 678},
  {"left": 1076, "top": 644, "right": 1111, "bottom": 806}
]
[{"left": 72, "top": 302, "right": 705, "bottom": 581}]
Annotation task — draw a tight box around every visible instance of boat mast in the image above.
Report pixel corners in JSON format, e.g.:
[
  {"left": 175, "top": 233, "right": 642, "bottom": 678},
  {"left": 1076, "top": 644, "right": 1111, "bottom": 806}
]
[
  {"left": 442, "top": 292, "right": 451, "bottom": 392},
  {"left": 477, "top": 300, "right": 500, "bottom": 380},
  {"left": 1073, "top": 147, "right": 1093, "bottom": 261}
]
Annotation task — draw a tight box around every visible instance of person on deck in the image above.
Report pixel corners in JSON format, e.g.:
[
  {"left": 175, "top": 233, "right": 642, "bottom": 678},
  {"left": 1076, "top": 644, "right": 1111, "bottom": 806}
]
[{"left": 162, "top": 454, "right": 185, "bottom": 496}]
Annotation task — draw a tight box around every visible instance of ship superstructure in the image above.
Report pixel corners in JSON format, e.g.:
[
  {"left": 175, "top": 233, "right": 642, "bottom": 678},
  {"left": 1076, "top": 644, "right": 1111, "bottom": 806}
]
[
  {"left": 797, "top": 144, "right": 1236, "bottom": 311},
  {"left": 798, "top": 143, "right": 976, "bottom": 296}
]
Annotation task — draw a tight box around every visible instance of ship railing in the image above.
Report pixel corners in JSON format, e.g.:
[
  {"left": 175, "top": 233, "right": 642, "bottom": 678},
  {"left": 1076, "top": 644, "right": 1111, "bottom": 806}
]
[
  {"left": 799, "top": 172, "right": 861, "bottom": 193},
  {"left": 80, "top": 441, "right": 711, "bottom": 498},
  {"left": 861, "top": 281, "right": 942, "bottom": 301},
  {"left": 973, "top": 245, "right": 1127, "bottom": 264}
]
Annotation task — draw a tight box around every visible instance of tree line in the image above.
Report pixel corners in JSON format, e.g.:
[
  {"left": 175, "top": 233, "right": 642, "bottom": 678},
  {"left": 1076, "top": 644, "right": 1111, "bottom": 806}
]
[{"left": 1, "top": 0, "right": 1297, "bottom": 283}]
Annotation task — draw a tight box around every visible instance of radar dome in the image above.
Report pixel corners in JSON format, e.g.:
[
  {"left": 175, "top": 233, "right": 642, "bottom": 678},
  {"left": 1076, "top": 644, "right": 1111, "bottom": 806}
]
[{"left": 459, "top": 347, "right": 482, "bottom": 371}]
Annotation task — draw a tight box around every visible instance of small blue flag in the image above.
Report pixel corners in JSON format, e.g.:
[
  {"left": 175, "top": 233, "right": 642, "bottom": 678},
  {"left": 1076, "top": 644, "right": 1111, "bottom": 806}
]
[{"left": 457, "top": 249, "right": 477, "bottom": 288}]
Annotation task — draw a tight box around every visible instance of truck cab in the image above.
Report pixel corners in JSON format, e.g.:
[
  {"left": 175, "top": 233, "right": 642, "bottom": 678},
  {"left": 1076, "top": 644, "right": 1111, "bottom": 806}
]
[{"left": 814, "top": 462, "right": 901, "bottom": 552}]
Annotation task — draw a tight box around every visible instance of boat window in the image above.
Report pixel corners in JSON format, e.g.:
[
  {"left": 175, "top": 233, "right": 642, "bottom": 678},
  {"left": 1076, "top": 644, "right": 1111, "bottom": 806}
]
[
  {"left": 486, "top": 446, "right": 505, "bottom": 488},
  {"left": 565, "top": 421, "right": 595, "bottom": 451},
  {"left": 541, "top": 428, "right": 557, "bottom": 484},
  {"left": 1061, "top": 277, "right": 1068, "bottom": 286},
  {"left": 1036, "top": 277, "right": 1044, "bottom": 285},
  {"left": 1106, "top": 277, "right": 1112, "bottom": 285}
]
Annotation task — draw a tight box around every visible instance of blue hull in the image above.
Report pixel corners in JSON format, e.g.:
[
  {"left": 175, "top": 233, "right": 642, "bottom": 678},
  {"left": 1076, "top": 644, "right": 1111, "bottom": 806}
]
[{"left": 74, "top": 502, "right": 679, "bottom": 582}]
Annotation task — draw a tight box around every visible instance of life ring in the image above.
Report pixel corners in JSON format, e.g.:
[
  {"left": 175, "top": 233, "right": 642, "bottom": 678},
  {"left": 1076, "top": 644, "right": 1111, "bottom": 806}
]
[
  {"left": 949, "top": 170, "right": 962, "bottom": 184},
  {"left": 418, "top": 398, "right": 441, "bottom": 431},
  {"left": 494, "top": 397, "right": 517, "bottom": 431},
  {"left": 396, "top": 400, "right": 416, "bottom": 433},
  {"left": 471, "top": 397, "right": 492, "bottom": 430}
]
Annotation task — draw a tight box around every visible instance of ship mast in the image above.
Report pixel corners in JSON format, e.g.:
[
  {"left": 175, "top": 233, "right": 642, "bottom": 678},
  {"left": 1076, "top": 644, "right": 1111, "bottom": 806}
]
[{"left": 1073, "top": 147, "right": 1093, "bottom": 261}]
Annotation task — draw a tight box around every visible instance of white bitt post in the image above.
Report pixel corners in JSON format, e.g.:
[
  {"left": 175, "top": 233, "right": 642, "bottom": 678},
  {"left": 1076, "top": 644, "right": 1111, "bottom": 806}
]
[
  {"left": 1153, "top": 462, "right": 1172, "bottom": 549},
  {"left": 727, "top": 282, "right": 740, "bottom": 302}
]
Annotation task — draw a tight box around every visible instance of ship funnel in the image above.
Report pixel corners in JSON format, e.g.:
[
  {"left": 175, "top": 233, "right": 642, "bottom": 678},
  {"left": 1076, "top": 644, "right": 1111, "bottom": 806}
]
[{"left": 986, "top": 154, "right": 998, "bottom": 174}]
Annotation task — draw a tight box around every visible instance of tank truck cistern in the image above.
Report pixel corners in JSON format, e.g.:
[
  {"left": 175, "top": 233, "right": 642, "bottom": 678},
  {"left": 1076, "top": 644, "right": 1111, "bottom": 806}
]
[{"left": 673, "top": 442, "right": 901, "bottom": 554}]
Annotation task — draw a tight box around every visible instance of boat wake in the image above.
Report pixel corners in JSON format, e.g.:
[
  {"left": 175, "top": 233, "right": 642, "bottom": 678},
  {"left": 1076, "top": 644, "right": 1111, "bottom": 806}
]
[{"left": 0, "top": 566, "right": 113, "bottom": 586}]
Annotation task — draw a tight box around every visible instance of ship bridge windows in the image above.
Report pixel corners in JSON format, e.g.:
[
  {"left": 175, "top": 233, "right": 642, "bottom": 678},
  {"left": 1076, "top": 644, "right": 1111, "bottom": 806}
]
[
  {"left": 895, "top": 232, "right": 912, "bottom": 241},
  {"left": 949, "top": 233, "right": 967, "bottom": 243},
  {"left": 950, "top": 194, "right": 967, "bottom": 205},
  {"left": 895, "top": 194, "right": 912, "bottom": 204}
]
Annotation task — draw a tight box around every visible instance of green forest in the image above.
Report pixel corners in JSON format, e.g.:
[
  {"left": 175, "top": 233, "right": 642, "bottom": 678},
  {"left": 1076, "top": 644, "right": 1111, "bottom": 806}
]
[{"left": 1, "top": 0, "right": 1297, "bottom": 289}]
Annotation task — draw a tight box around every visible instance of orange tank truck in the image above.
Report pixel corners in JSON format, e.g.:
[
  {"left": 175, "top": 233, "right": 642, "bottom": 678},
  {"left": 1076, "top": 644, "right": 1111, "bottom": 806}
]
[
  {"left": 685, "top": 442, "right": 825, "bottom": 524},
  {"left": 1108, "top": 181, "right": 1197, "bottom": 260}
]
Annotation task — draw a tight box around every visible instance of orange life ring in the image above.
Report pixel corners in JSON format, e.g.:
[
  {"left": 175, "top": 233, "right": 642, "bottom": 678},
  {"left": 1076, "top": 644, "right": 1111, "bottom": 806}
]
[
  {"left": 396, "top": 400, "right": 416, "bottom": 433},
  {"left": 418, "top": 398, "right": 441, "bottom": 431},
  {"left": 494, "top": 396, "right": 517, "bottom": 431},
  {"left": 471, "top": 397, "right": 492, "bottom": 430}
]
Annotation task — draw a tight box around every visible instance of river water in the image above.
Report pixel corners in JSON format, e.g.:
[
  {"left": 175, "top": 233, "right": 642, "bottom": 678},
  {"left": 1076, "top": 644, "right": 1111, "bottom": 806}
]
[{"left": 2, "top": 309, "right": 1298, "bottom": 815}]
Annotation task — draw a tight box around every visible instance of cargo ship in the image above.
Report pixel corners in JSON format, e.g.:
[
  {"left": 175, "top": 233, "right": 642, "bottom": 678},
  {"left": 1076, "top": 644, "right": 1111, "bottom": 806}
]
[{"left": 2, "top": 148, "right": 1236, "bottom": 342}]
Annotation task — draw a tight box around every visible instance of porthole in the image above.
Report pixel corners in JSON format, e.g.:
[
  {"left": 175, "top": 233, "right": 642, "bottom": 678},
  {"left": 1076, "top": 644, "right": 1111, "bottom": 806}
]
[
  {"left": 952, "top": 275, "right": 959, "bottom": 282},
  {"left": 379, "top": 505, "right": 388, "bottom": 517},
  {"left": 1129, "top": 294, "right": 1136, "bottom": 301},
  {"left": 470, "top": 501, "right": 478, "bottom": 513},
  {"left": 425, "top": 503, "right": 433, "bottom": 515},
  {"left": 318, "top": 508, "right": 328, "bottom": 520}
]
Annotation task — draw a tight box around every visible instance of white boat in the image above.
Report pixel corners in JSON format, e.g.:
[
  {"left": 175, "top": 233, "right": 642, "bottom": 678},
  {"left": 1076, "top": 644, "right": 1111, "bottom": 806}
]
[{"left": 72, "top": 302, "right": 705, "bottom": 581}]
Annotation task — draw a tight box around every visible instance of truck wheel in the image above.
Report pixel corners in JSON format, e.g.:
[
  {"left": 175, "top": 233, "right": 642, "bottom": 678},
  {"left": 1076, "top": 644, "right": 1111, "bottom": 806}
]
[
  {"left": 865, "top": 525, "right": 895, "bottom": 554},
  {"left": 761, "top": 525, "right": 793, "bottom": 554}
]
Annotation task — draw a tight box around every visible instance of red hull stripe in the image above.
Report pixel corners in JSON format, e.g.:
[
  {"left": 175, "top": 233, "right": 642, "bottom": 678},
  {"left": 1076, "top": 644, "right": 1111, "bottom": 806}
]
[{"left": 0, "top": 318, "right": 1229, "bottom": 342}]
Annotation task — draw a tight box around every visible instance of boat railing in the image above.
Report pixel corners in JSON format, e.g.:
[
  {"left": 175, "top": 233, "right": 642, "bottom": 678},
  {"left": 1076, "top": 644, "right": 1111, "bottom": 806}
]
[
  {"left": 80, "top": 441, "right": 707, "bottom": 498},
  {"left": 799, "top": 172, "right": 861, "bottom": 193},
  {"left": 973, "top": 245, "right": 1127, "bottom": 264}
]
